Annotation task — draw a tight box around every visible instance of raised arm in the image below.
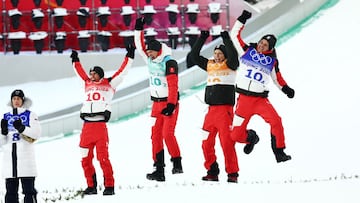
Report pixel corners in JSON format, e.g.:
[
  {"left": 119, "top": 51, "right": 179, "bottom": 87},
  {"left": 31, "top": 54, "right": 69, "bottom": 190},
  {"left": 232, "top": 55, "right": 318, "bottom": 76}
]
[
  {"left": 133, "top": 17, "right": 149, "bottom": 62},
  {"left": 220, "top": 31, "right": 239, "bottom": 70},
  {"left": 230, "top": 10, "right": 252, "bottom": 56},
  {"left": 187, "top": 30, "right": 209, "bottom": 70},
  {"left": 70, "top": 50, "right": 89, "bottom": 81},
  {"left": 109, "top": 44, "right": 135, "bottom": 87}
]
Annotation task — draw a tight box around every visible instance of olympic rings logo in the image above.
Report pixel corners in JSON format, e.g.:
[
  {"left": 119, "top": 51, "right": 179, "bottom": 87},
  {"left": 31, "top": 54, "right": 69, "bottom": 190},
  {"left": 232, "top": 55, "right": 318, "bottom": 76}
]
[
  {"left": 5, "top": 115, "right": 28, "bottom": 126},
  {"left": 249, "top": 49, "right": 273, "bottom": 65}
]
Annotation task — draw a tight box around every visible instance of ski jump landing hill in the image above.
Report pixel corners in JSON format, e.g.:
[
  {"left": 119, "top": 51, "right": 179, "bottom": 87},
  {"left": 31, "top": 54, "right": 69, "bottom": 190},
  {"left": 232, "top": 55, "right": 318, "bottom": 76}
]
[{"left": 4, "top": 0, "right": 329, "bottom": 138}]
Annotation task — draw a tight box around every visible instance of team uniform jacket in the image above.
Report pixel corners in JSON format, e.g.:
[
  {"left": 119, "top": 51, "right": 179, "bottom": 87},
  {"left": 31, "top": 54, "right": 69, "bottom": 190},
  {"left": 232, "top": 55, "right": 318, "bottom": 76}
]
[
  {"left": 134, "top": 29, "right": 181, "bottom": 161},
  {"left": 0, "top": 99, "right": 41, "bottom": 179},
  {"left": 188, "top": 34, "right": 240, "bottom": 174},
  {"left": 72, "top": 57, "right": 133, "bottom": 122},
  {"left": 134, "top": 30, "right": 179, "bottom": 105},
  {"left": 73, "top": 56, "right": 132, "bottom": 188},
  {"left": 188, "top": 35, "right": 239, "bottom": 105},
  {"left": 230, "top": 20, "right": 290, "bottom": 149},
  {"left": 230, "top": 20, "right": 288, "bottom": 97}
]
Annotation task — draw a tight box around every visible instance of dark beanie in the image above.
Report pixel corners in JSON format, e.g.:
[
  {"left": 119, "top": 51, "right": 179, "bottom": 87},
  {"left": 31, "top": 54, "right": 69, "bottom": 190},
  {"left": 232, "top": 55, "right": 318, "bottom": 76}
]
[
  {"left": 90, "top": 66, "right": 104, "bottom": 78},
  {"left": 146, "top": 39, "right": 161, "bottom": 51},
  {"left": 11, "top": 89, "right": 25, "bottom": 101},
  {"left": 261, "top": 34, "right": 277, "bottom": 50},
  {"left": 214, "top": 44, "right": 227, "bottom": 58}
]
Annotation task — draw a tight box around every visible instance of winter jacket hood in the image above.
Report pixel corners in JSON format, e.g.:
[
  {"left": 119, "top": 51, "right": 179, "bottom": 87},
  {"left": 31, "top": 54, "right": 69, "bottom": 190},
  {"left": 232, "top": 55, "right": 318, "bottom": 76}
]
[{"left": 7, "top": 96, "right": 33, "bottom": 110}]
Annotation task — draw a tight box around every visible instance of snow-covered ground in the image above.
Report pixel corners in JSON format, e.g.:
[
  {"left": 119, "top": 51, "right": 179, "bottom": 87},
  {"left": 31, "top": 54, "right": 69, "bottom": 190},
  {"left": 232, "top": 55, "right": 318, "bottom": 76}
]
[{"left": 1, "top": 0, "right": 360, "bottom": 202}]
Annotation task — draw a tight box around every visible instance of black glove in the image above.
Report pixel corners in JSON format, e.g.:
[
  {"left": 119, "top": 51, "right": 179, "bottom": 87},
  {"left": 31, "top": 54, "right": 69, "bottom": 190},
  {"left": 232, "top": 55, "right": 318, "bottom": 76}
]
[
  {"left": 220, "top": 31, "right": 230, "bottom": 39},
  {"left": 135, "top": 17, "right": 145, "bottom": 30},
  {"left": 1, "top": 119, "right": 8, "bottom": 135},
  {"left": 126, "top": 44, "right": 135, "bottom": 59},
  {"left": 237, "top": 10, "right": 252, "bottom": 24},
  {"left": 104, "top": 110, "right": 111, "bottom": 122},
  {"left": 161, "top": 103, "right": 176, "bottom": 116},
  {"left": 13, "top": 119, "right": 25, "bottom": 133},
  {"left": 70, "top": 50, "right": 79, "bottom": 62},
  {"left": 282, "top": 85, "right": 295, "bottom": 98},
  {"left": 200, "top": 30, "right": 210, "bottom": 40}
]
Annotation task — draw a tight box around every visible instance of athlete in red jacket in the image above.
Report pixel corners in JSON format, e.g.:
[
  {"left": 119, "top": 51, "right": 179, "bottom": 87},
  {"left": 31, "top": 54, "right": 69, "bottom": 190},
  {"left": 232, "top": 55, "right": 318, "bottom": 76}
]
[
  {"left": 188, "top": 30, "right": 240, "bottom": 183},
  {"left": 230, "top": 10, "right": 295, "bottom": 163},
  {"left": 70, "top": 44, "right": 134, "bottom": 195},
  {"left": 134, "top": 17, "right": 182, "bottom": 182}
]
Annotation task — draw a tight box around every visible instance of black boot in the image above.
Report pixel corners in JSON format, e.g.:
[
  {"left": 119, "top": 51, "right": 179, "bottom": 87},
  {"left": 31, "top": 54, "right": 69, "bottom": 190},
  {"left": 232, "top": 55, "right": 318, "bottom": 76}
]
[
  {"left": 227, "top": 172, "right": 239, "bottom": 183},
  {"left": 171, "top": 157, "right": 183, "bottom": 174},
  {"left": 83, "top": 187, "right": 97, "bottom": 195},
  {"left": 243, "top": 129, "right": 260, "bottom": 154},
  {"left": 271, "top": 135, "right": 291, "bottom": 163},
  {"left": 202, "top": 162, "right": 219, "bottom": 181},
  {"left": 103, "top": 187, "right": 115, "bottom": 195},
  {"left": 83, "top": 173, "right": 97, "bottom": 195},
  {"left": 146, "top": 166, "right": 165, "bottom": 181},
  {"left": 146, "top": 150, "right": 165, "bottom": 182}
]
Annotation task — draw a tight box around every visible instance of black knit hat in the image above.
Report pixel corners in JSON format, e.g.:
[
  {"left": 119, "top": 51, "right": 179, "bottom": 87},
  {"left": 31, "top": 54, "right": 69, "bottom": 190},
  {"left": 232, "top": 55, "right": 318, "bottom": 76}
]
[
  {"left": 261, "top": 34, "right": 277, "bottom": 50},
  {"left": 11, "top": 89, "right": 25, "bottom": 101},
  {"left": 146, "top": 39, "right": 161, "bottom": 51},
  {"left": 214, "top": 44, "right": 227, "bottom": 58},
  {"left": 90, "top": 66, "right": 104, "bottom": 78}
]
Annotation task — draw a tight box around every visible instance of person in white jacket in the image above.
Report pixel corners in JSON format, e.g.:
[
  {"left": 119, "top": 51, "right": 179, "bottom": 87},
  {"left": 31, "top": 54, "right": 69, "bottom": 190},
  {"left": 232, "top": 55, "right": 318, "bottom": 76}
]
[{"left": 1, "top": 89, "right": 41, "bottom": 203}]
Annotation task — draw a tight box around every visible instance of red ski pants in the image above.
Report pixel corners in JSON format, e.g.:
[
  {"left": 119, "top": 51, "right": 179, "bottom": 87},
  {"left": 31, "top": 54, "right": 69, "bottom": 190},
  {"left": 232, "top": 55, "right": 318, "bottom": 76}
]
[
  {"left": 202, "top": 105, "right": 239, "bottom": 174},
  {"left": 231, "top": 94, "right": 286, "bottom": 148},
  {"left": 79, "top": 122, "right": 114, "bottom": 187},
  {"left": 150, "top": 101, "right": 181, "bottom": 162}
]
